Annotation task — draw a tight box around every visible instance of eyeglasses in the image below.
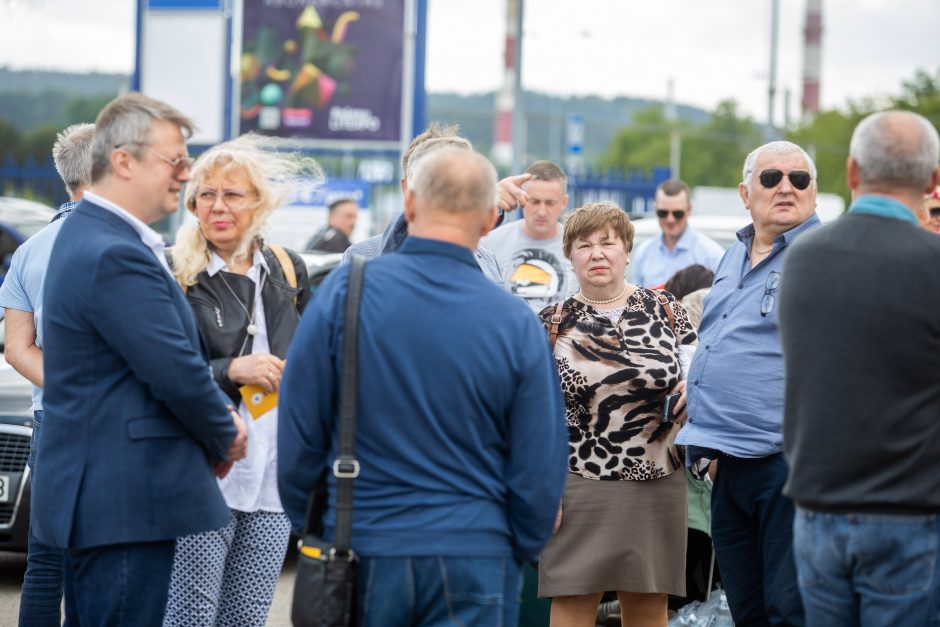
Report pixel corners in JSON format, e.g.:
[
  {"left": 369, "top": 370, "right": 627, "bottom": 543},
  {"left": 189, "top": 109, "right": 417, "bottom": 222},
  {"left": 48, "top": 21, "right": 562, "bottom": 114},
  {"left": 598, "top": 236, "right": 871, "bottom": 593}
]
[
  {"left": 656, "top": 209, "right": 687, "bottom": 220},
  {"left": 116, "top": 143, "right": 194, "bottom": 176},
  {"left": 194, "top": 188, "right": 253, "bottom": 211},
  {"left": 760, "top": 271, "right": 781, "bottom": 317},
  {"left": 929, "top": 207, "right": 940, "bottom": 219},
  {"left": 758, "top": 169, "right": 812, "bottom": 191}
]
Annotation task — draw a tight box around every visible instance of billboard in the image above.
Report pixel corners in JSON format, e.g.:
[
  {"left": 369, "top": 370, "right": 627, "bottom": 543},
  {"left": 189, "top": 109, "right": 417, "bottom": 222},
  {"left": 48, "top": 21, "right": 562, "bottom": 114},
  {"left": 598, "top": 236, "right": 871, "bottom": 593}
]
[{"left": 239, "top": 0, "right": 406, "bottom": 147}]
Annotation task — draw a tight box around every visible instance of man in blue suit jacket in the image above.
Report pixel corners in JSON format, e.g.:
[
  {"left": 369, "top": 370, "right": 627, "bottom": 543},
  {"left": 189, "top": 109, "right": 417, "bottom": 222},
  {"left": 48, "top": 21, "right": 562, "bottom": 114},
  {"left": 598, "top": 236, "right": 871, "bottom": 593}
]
[{"left": 33, "top": 93, "right": 248, "bottom": 625}]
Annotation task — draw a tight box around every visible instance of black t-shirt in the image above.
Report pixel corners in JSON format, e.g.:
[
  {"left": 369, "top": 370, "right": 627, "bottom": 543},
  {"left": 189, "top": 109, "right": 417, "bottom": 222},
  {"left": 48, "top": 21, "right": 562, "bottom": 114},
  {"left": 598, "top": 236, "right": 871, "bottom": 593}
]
[
  {"left": 306, "top": 227, "right": 351, "bottom": 254},
  {"left": 780, "top": 211, "right": 940, "bottom": 513}
]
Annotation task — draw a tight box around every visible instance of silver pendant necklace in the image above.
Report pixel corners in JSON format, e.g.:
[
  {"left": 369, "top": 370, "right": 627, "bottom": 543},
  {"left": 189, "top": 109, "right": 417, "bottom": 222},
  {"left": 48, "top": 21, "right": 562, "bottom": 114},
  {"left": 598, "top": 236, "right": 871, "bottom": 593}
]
[{"left": 217, "top": 268, "right": 266, "bottom": 343}]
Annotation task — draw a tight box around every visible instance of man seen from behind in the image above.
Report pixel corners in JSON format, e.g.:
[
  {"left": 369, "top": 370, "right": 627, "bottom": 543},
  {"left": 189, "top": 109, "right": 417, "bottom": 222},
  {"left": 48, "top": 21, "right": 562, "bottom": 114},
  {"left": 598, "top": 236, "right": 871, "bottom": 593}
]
[
  {"left": 780, "top": 110, "right": 940, "bottom": 627},
  {"left": 279, "top": 148, "right": 569, "bottom": 627}
]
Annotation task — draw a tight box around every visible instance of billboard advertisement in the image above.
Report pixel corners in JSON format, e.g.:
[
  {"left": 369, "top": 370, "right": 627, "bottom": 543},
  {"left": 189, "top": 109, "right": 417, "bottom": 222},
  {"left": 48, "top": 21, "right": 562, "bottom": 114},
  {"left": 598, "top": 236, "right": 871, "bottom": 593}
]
[{"left": 239, "top": 0, "right": 406, "bottom": 147}]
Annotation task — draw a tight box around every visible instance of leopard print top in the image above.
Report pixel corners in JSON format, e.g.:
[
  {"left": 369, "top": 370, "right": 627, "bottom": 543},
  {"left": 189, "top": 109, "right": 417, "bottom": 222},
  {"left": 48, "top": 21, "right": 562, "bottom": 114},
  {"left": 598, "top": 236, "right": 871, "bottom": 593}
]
[{"left": 539, "top": 287, "right": 697, "bottom": 481}]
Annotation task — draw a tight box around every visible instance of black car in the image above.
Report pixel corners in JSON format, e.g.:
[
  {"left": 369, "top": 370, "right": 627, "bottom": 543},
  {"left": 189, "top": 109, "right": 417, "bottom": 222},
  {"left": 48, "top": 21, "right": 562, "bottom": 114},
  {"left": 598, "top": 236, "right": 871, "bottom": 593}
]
[{"left": 0, "top": 319, "right": 34, "bottom": 552}]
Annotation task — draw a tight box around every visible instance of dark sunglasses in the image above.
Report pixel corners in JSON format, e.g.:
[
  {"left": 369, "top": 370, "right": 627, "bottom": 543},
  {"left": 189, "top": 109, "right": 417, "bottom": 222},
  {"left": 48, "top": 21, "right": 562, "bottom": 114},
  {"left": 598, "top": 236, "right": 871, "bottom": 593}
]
[
  {"left": 759, "top": 169, "right": 812, "bottom": 190},
  {"left": 656, "top": 209, "right": 686, "bottom": 220},
  {"left": 760, "top": 271, "right": 781, "bottom": 317},
  {"left": 929, "top": 207, "right": 940, "bottom": 219}
]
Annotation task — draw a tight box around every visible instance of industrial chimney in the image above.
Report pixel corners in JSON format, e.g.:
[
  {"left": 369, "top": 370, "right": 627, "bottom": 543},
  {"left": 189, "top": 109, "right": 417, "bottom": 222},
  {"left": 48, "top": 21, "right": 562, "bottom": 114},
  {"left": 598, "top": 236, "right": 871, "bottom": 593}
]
[{"left": 801, "top": 0, "right": 823, "bottom": 123}]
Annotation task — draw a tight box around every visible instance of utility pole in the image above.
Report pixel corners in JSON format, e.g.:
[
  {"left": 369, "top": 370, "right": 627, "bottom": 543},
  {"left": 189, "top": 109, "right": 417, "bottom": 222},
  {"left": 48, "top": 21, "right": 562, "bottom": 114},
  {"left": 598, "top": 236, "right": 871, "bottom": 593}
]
[
  {"left": 492, "top": 0, "right": 525, "bottom": 173},
  {"left": 768, "top": 0, "right": 780, "bottom": 134},
  {"left": 665, "top": 78, "right": 681, "bottom": 179}
]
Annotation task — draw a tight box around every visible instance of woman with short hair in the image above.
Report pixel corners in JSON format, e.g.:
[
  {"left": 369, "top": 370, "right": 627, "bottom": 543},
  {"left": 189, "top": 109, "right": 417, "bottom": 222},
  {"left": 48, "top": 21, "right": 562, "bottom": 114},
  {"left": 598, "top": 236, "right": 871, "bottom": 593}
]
[
  {"left": 162, "top": 135, "right": 317, "bottom": 626},
  {"left": 538, "top": 201, "right": 696, "bottom": 627}
]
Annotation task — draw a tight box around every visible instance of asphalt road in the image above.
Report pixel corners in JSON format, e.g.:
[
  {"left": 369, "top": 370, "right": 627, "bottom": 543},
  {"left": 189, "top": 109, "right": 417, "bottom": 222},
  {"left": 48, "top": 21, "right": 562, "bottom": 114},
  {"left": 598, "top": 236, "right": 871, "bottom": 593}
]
[{"left": 0, "top": 549, "right": 298, "bottom": 626}]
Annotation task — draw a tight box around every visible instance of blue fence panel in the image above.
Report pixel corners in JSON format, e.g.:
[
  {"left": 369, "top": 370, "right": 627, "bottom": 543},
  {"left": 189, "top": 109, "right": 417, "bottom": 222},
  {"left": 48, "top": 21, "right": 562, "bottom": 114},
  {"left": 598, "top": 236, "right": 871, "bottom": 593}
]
[
  {"left": 568, "top": 166, "right": 671, "bottom": 218},
  {"left": 0, "top": 156, "right": 67, "bottom": 207}
]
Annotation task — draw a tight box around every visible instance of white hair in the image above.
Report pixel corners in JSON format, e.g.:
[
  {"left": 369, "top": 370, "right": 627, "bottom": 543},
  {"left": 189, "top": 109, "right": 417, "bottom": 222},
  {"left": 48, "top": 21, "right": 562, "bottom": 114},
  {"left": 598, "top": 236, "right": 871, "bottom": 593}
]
[
  {"left": 849, "top": 110, "right": 940, "bottom": 190},
  {"left": 742, "top": 140, "right": 818, "bottom": 191},
  {"left": 52, "top": 123, "right": 95, "bottom": 196}
]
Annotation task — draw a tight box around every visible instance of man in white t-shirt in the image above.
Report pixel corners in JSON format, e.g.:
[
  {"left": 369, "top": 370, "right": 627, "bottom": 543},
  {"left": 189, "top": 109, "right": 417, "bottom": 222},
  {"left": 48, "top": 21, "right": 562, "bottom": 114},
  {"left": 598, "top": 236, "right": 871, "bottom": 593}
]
[{"left": 481, "top": 160, "right": 578, "bottom": 312}]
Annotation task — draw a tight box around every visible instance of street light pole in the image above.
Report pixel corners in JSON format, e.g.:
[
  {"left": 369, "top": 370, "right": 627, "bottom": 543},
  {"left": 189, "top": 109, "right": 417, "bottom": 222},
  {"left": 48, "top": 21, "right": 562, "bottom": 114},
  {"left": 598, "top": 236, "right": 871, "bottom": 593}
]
[{"left": 768, "top": 0, "right": 780, "bottom": 134}]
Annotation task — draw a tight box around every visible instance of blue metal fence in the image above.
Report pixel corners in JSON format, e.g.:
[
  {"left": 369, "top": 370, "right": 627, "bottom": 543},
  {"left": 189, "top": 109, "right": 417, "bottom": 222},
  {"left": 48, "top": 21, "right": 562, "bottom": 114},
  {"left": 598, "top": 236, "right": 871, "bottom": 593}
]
[
  {"left": 568, "top": 166, "right": 672, "bottom": 218},
  {"left": 0, "top": 156, "right": 67, "bottom": 207}
]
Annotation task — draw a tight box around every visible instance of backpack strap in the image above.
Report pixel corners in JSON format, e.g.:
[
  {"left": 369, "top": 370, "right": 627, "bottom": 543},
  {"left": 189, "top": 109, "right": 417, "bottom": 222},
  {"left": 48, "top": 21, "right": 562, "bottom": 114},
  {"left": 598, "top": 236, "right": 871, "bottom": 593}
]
[
  {"left": 655, "top": 290, "right": 677, "bottom": 334},
  {"left": 548, "top": 301, "right": 565, "bottom": 350},
  {"left": 268, "top": 243, "right": 298, "bottom": 305}
]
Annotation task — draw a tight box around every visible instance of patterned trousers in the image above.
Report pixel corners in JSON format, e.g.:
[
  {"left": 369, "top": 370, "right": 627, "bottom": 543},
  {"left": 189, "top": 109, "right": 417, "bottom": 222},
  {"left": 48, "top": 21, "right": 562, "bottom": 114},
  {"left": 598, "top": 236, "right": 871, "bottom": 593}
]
[{"left": 162, "top": 509, "right": 292, "bottom": 627}]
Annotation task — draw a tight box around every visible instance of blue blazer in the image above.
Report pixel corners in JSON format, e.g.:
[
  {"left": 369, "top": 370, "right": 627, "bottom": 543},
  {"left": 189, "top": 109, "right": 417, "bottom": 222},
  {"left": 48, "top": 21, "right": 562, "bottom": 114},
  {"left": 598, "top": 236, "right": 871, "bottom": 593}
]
[{"left": 33, "top": 200, "right": 237, "bottom": 550}]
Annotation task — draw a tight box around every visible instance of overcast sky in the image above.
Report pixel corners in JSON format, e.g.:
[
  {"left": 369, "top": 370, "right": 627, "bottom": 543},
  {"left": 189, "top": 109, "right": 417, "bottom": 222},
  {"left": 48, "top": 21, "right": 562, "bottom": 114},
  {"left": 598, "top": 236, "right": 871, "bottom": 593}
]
[{"left": 1, "top": 0, "right": 938, "bottom": 125}]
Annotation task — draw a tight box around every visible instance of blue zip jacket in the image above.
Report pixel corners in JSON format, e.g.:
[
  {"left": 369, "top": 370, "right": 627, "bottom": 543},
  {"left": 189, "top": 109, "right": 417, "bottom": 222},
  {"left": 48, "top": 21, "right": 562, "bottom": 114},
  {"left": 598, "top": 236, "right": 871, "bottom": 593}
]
[{"left": 278, "top": 236, "right": 568, "bottom": 563}]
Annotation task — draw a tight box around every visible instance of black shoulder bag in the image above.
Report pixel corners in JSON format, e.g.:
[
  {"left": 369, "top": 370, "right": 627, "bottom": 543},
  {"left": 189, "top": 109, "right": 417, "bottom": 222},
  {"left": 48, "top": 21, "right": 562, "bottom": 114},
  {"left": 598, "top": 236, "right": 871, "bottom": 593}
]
[{"left": 291, "top": 255, "right": 365, "bottom": 627}]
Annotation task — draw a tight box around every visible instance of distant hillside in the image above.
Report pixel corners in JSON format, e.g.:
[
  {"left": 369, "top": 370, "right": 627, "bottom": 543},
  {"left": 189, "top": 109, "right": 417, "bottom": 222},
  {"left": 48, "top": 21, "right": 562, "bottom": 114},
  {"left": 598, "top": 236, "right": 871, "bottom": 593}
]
[
  {"left": 0, "top": 68, "right": 129, "bottom": 97},
  {"left": 428, "top": 91, "right": 710, "bottom": 165},
  {"left": 0, "top": 69, "right": 710, "bottom": 165}
]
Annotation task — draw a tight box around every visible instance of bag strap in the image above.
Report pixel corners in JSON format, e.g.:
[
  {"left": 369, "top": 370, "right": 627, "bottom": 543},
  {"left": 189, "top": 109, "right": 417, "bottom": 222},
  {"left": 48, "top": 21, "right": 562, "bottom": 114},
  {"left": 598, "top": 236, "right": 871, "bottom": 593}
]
[
  {"left": 268, "top": 244, "right": 298, "bottom": 305},
  {"left": 548, "top": 301, "right": 565, "bottom": 350},
  {"left": 333, "top": 254, "right": 366, "bottom": 554},
  {"left": 655, "top": 290, "right": 677, "bottom": 334}
]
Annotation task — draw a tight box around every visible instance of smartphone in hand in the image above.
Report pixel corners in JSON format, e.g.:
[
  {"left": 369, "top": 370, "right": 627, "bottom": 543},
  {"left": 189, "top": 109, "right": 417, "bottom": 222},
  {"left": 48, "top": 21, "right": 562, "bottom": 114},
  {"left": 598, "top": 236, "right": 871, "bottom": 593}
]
[{"left": 662, "top": 392, "right": 682, "bottom": 423}]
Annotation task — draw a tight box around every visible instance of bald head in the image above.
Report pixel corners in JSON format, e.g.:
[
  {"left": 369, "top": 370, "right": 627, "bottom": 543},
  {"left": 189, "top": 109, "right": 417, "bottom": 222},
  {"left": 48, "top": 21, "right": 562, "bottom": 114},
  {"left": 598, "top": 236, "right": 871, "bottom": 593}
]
[
  {"left": 849, "top": 110, "right": 940, "bottom": 193},
  {"left": 405, "top": 149, "right": 500, "bottom": 249},
  {"left": 411, "top": 149, "right": 497, "bottom": 215}
]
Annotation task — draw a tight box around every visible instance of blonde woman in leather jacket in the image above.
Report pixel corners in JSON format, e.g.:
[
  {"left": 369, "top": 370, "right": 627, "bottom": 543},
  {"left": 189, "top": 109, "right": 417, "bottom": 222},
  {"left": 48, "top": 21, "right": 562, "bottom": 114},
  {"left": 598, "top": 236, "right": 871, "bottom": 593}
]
[{"left": 162, "top": 135, "right": 318, "bottom": 627}]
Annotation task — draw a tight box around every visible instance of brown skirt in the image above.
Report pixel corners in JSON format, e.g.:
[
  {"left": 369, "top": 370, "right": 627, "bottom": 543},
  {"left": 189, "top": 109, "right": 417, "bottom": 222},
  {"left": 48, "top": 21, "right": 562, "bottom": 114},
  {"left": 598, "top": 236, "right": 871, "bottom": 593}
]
[{"left": 538, "top": 469, "right": 687, "bottom": 598}]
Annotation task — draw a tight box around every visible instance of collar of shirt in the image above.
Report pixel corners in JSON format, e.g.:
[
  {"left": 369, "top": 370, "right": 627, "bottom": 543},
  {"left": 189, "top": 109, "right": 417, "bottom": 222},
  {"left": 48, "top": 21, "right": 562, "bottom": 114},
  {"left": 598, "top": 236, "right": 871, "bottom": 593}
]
[
  {"left": 52, "top": 200, "right": 80, "bottom": 223},
  {"left": 399, "top": 236, "right": 480, "bottom": 270},
  {"left": 735, "top": 212, "right": 822, "bottom": 254},
  {"left": 848, "top": 194, "right": 920, "bottom": 226},
  {"left": 659, "top": 226, "right": 695, "bottom": 252},
  {"left": 83, "top": 191, "right": 172, "bottom": 274},
  {"left": 206, "top": 247, "right": 269, "bottom": 278}
]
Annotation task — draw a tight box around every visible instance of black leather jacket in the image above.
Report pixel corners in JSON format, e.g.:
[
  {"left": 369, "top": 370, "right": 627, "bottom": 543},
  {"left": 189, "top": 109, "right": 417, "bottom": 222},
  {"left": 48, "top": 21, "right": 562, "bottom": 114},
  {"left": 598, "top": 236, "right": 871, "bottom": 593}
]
[{"left": 184, "top": 246, "right": 310, "bottom": 404}]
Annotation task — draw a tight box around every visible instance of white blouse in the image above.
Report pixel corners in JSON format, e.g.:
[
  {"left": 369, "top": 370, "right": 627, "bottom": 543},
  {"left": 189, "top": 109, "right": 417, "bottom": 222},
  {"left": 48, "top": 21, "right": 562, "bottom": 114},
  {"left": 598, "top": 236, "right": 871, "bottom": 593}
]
[{"left": 207, "top": 249, "right": 284, "bottom": 513}]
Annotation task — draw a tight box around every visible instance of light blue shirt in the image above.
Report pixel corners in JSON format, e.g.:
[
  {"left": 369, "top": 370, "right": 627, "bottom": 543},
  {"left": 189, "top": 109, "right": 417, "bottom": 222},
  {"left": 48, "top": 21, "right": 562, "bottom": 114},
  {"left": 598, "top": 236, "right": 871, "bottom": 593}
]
[
  {"left": 676, "top": 213, "right": 821, "bottom": 458},
  {"left": 633, "top": 226, "right": 725, "bottom": 288},
  {"left": 0, "top": 216, "right": 68, "bottom": 411}
]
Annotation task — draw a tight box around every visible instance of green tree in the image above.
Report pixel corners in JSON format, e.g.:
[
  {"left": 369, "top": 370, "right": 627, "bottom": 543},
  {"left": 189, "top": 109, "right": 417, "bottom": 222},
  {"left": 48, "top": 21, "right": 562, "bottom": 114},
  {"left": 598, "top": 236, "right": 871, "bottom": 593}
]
[
  {"left": 17, "top": 123, "right": 59, "bottom": 163},
  {"left": 601, "top": 99, "right": 759, "bottom": 188},
  {"left": 599, "top": 107, "right": 675, "bottom": 173},
  {"left": 787, "top": 68, "right": 940, "bottom": 204},
  {"left": 64, "top": 94, "right": 113, "bottom": 127},
  {"left": 0, "top": 117, "right": 21, "bottom": 162},
  {"left": 787, "top": 108, "right": 868, "bottom": 202},
  {"left": 682, "top": 100, "right": 762, "bottom": 188}
]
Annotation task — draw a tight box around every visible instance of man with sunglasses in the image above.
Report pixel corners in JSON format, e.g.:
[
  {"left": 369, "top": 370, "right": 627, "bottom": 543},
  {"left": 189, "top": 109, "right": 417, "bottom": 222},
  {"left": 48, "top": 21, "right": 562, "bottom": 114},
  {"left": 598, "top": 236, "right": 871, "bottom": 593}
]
[
  {"left": 780, "top": 111, "right": 940, "bottom": 627},
  {"left": 633, "top": 179, "right": 724, "bottom": 288},
  {"left": 676, "top": 140, "right": 821, "bottom": 627},
  {"left": 30, "top": 93, "right": 248, "bottom": 626}
]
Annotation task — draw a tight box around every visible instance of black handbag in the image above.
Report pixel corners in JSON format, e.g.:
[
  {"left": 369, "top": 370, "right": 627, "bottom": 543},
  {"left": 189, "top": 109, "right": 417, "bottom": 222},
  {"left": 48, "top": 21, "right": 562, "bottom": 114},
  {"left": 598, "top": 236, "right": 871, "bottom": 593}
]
[{"left": 291, "top": 255, "right": 366, "bottom": 627}]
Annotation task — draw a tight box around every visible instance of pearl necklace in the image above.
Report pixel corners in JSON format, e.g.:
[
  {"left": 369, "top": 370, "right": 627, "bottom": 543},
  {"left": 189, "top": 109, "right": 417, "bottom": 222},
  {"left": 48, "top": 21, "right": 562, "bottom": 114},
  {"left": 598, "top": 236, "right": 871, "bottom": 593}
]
[{"left": 578, "top": 282, "right": 628, "bottom": 305}]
